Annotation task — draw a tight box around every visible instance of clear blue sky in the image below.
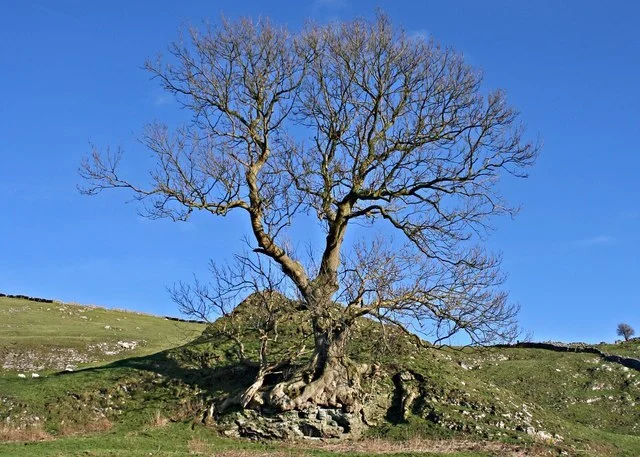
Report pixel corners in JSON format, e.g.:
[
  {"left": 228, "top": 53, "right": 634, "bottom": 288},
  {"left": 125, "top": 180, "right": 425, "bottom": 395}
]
[{"left": 1, "top": 1, "right": 638, "bottom": 343}]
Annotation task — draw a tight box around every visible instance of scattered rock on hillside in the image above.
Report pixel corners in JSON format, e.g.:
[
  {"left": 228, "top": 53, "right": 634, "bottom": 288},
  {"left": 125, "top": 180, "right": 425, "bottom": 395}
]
[
  {"left": 1, "top": 340, "right": 146, "bottom": 371},
  {"left": 2, "top": 348, "right": 91, "bottom": 371},
  {"left": 117, "top": 341, "right": 137, "bottom": 350}
]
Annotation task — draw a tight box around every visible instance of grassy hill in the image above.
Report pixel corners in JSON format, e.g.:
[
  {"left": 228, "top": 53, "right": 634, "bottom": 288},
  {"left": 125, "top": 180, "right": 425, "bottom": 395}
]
[
  {"left": 0, "top": 295, "right": 638, "bottom": 457},
  {"left": 0, "top": 295, "right": 205, "bottom": 372}
]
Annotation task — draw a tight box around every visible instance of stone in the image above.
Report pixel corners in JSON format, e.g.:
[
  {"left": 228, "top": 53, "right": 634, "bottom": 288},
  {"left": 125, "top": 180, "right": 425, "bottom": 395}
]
[
  {"left": 220, "top": 406, "right": 366, "bottom": 440},
  {"left": 117, "top": 341, "right": 137, "bottom": 350}
]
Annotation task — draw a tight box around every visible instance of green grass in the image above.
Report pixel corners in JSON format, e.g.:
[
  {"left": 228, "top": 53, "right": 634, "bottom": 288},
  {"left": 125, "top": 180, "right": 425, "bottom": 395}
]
[
  {"left": 0, "top": 296, "right": 205, "bottom": 372},
  {"left": 598, "top": 340, "right": 640, "bottom": 358},
  {"left": 0, "top": 295, "right": 639, "bottom": 456},
  {"left": 450, "top": 346, "right": 640, "bottom": 456},
  {"left": 0, "top": 422, "right": 492, "bottom": 456}
]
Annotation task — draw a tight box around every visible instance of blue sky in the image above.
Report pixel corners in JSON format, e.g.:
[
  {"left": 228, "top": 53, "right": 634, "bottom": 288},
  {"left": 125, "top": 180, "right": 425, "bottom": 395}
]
[{"left": 1, "top": 0, "right": 638, "bottom": 343}]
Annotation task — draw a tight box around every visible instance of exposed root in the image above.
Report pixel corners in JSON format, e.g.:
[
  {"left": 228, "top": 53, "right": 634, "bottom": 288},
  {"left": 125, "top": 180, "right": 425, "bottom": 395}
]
[
  {"left": 213, "top": 359, "right": 381, "bottom": 439},
  {"left": 264, "top": 360, "right": 371, "bottom": 413}
]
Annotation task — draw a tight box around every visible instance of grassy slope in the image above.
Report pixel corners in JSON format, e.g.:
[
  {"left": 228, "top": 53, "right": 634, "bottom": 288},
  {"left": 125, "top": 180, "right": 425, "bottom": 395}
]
[
  {"left": 0, "top": 296, "right": 205, "bottom": 372},
  {"left": 0, "top": 296, "right": 639, "bottom": 456},
  {"left": 599, "top": 340, "right": 640, "bottom": 358},
  {"left": 450, "top": 346, "right": 640, "bottom": 456}
]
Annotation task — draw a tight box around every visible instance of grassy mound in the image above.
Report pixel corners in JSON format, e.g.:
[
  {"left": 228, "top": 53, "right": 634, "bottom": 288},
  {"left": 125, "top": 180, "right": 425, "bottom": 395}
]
[{"left": 0, "top": 295, "right": 639, "bottom": 456}]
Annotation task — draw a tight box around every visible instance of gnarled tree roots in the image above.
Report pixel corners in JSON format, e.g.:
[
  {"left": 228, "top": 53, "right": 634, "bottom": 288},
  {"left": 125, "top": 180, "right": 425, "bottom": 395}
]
[{"left": 213, "top": 360, "right": 382, "bottom": 439}]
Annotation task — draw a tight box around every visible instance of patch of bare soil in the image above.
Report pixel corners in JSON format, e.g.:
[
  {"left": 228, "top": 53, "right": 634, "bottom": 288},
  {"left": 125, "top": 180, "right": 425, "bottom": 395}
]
[{"left": 0, "top": 423, "right": 53, "bottom": 442}]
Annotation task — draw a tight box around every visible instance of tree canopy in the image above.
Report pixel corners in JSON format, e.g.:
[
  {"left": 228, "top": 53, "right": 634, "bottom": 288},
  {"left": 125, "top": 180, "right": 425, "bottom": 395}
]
[{"left": 81, "top": 14, "right": 537, "bottom": 413}]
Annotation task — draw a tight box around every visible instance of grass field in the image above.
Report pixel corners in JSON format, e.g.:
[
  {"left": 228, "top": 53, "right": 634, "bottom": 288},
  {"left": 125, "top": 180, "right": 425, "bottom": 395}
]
[
  {"left": 0, "top": 295, "right": 638, "bottom": 456},
  {"left": 0, "top": 422, "right": 511, "bottom": 457},
  {"left": 0, "top": 296, "right": 205, "bottom": 372}
]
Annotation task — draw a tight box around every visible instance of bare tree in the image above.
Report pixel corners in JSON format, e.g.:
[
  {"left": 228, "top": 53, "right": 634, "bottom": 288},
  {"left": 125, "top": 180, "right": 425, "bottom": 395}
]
[
  {"left": 617, "top": 323, "right": 635, "bottom": 341},
  {"left": 80, "top": 14, "right": 537, "bottom": 413}
]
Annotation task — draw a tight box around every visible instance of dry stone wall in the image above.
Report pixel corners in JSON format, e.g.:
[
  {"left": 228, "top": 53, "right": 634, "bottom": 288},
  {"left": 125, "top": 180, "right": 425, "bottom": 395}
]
[{"left": 497, "top": 342, "right": 640, "bottom": 371}]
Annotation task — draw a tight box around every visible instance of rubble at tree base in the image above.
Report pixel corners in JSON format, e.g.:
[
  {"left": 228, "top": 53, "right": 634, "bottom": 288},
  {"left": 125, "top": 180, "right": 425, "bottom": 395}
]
[{"left": 219, "top": 407, "right": 365, "bottom": 440}]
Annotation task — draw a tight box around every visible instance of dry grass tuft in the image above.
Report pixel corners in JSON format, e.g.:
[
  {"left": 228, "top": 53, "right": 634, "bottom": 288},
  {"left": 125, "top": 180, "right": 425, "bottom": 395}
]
[
  {"left": 307, "top": 437, "right": 554, "bottom": 456},
  {"left": 174, "top": 397, "right": 207, "bottom": 422},
  {"left": 59, "top": 416, "right": 112, "bottom": 436},
  {"left": 0, "top": 423, "right": 53, "bottom": 442},
  {"left": 149, "top": 409, "right": 170, "bottom": 427},
  {"left": 187, "top": 439, "right": 303, "bottom": 457},
  {"left": 187, "top": 437, "right": 212, "bottom": 455},
  {"left": 205, "top": 452, "right": 303, "bottom": 457},
  {"left": 184, "top": 433, "right": 554, "bottom": 457}
]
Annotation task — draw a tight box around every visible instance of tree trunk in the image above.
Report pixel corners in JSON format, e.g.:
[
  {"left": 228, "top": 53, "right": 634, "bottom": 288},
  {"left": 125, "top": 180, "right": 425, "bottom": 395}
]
[
  {"left": 223, "top": 293, "right": 366, "bottom": 415},
  {"left": 260, "top": 313, "right": 368, "bottom": 413},
  {"left": 309, "top": 318, "right": 350, "bottom": 379}
]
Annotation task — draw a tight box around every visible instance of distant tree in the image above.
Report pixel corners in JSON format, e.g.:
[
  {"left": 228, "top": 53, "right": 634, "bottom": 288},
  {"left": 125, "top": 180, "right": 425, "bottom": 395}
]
[
  {"left": 80, "top": 14, "right": 537, "bottom": 414},
  {"left": 617, "top": 323, "right": 635, "bottom": 341}
]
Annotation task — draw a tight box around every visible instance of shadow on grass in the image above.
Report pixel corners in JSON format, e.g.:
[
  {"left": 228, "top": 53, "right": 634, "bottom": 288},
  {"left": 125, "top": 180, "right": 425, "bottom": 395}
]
[{"left": 52, "top": 337, "right": 255, "bottom": 402}]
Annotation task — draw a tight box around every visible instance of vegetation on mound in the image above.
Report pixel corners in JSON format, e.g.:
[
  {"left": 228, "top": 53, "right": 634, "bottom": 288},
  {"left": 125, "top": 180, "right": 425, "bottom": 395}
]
[{"left": 1, "top": 295, "right": 640, "bottom": 456}]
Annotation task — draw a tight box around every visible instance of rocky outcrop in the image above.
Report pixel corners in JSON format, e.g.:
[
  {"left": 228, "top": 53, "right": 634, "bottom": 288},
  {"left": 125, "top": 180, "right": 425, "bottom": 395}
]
[
  {"left": 214, "top": 364, "right": 392, "bottom": 440},
  {"left": 219, "top": 407, "right": 367, "bottom": 439}
]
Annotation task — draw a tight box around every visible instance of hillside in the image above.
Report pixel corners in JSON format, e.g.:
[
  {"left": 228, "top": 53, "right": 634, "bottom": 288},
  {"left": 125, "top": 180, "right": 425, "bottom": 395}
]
[
  {"left": 0, "top": 294, "right": 205, "bottom": 373},
  {"left": 0, "top": 295, "right": 638, "bottom": 457}
]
